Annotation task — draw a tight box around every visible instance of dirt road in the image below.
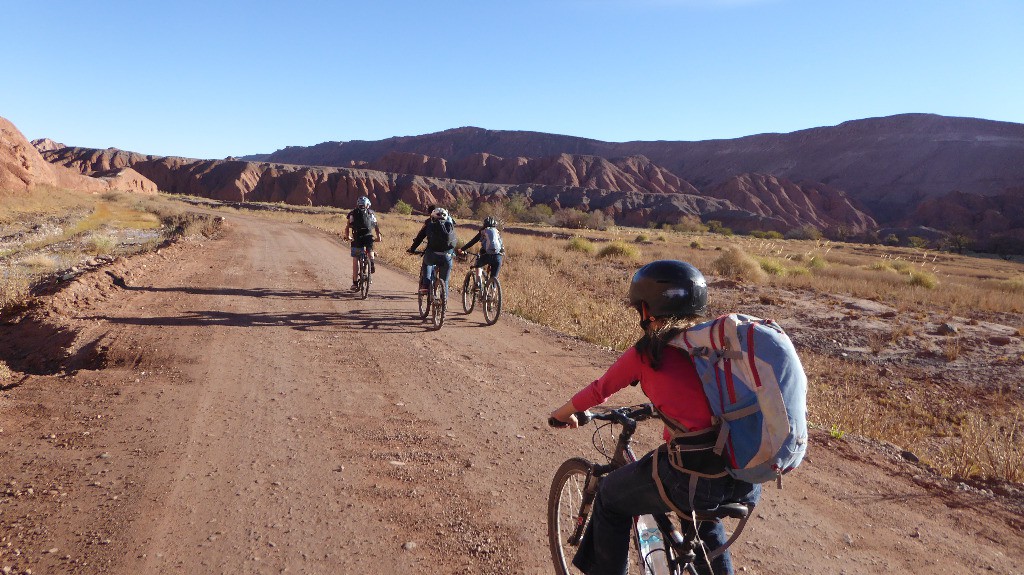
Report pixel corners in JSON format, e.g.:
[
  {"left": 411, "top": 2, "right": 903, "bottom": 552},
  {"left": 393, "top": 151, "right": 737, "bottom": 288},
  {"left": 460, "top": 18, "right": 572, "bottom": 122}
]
[{"left": 2, "top": 212, "right": 1022, "bottom": 574}]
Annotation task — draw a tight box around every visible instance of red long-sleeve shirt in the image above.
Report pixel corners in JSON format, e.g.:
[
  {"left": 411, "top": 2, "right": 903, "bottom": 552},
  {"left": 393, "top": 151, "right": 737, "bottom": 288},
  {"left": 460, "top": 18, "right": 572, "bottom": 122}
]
[{"left": 571, "top": 346, "right": 714, "bottom": 440}]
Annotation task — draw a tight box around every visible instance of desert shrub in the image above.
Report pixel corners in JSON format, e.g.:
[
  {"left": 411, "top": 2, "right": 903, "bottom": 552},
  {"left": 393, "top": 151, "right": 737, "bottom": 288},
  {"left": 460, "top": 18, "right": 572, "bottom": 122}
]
[
  {"left": 759, "top": 258, "right": 787, "bottom": 276},
  {"left": 690, "top": 240, "right": 702, "bottom": 249},
  {"left": 891, "top": 261, "right": 913, "bottom": 274},
  {"left": 750, "top": 230, "right": 784, "bottom": 239},
  {"left": 785, "top": 225, "right": 823, "bottom": 240},
  {"left": 908, "top": 236, "right": 929, "bottom": 249},
  {"left": 712, "top": 246, "right": 767, "bottom": 282},
  {"left": 672, "top": 216, "right": 707, "bottom": 233},
  {"left": 597, "top": 241, "right": 640, "bottom": 260},
  {"left": 585, "top": 210, "right": 612, "bottom": 230},
  {"left": 392, "top": 200, "right": 413, "bottom": 215},
  {"left": 706, "top": 220, "right": 733, "bottom": 236},
  {"left": 551, "top": 208, "right": 588, "bottom": 229},
  {"left": 0, "top": 267, "right": 31, "bottom": 311},
  {"left": 85, "top": 234, "right": 117, "bottom": 255},
  {"left": 635, "top": 234, "right": 650, "bottom": 243},
  {"left": 522, "top": 204, "right": 553, "bottom": 224},
  {"left": 909, "top": 271, "right": 938, "bottom": 289},
  {"left": 806, "top": 255, "right": 828, "bottom": 270},
  {"left": 565, "top": 237, "right": 595, "bottom": 254},
  {"left": 868, "top": 261, "right": 896, "bottom": 273},
  {"left": 656, "top": 234, "right": 667, "bottom": 242},
  {"left": 18, "top": 254, "right": 58, "bottom": 273}
]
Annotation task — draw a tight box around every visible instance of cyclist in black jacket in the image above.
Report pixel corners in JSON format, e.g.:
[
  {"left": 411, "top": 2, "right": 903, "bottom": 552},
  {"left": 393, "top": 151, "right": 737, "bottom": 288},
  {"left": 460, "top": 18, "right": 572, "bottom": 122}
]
[{"left": 408, "top": 207, "right": 459, "bottom": 294}]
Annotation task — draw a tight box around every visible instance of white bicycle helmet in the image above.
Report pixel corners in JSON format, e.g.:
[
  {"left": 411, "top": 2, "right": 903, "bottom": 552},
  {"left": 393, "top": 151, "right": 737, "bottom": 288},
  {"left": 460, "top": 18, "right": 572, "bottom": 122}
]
[
  {"left": 431, "top": 207, "right": 449, "bottom": 221},
  {"left": 356, "top": 196, "right": 371, "bottom": 208}
]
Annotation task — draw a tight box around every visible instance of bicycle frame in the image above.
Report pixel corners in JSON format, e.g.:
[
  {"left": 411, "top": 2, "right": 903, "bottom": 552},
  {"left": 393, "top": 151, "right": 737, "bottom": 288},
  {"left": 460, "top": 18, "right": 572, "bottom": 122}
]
[{"left": 551, "top": 405, "right": 750, "bottom": 575}]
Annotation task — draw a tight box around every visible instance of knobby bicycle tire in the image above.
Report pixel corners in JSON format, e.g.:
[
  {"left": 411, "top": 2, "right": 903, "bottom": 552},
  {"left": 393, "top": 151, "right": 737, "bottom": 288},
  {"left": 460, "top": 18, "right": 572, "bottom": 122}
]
[
  {"left": 359, "top": 257, "right": 371, "bottom": 299},
  {"left": 417, "top": 289, "right": 429, "bottom": 319},
  {"left": 548, "top": 457, "right": 594, "bottom": 575},
  {"left": 462, "top": 271, "right": 477, "bottom": 313},
  {"left": 483, "top": 277, "right": 502, "bottom": 325},
  {"left": 431, "top": 277, "right": 447, "bottom": 329}
]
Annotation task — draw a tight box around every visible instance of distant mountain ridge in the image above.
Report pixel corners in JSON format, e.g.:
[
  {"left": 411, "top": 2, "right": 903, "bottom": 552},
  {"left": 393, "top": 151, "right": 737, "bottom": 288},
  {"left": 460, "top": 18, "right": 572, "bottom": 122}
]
[{"left": 263, "top": 114, "right": 1024, "bottom": 222}]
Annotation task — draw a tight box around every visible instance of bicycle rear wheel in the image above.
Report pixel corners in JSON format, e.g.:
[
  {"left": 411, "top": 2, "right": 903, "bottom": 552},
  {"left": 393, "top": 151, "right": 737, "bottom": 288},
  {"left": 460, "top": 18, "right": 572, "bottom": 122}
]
[
  {"left": 430, "top": 278, "right": 446, "bottom": 329},
  {"left": 461, "top": 271, "right": 477, "bottom": 313},
  {"left": 548, "top": 457, "right": 594, "bottom": 575},
  {"left": 482, "top": 277, "right": 502, "bottom": 325},
  {"left": 359, "top": 259, "right": 371, "bottom": 299}
]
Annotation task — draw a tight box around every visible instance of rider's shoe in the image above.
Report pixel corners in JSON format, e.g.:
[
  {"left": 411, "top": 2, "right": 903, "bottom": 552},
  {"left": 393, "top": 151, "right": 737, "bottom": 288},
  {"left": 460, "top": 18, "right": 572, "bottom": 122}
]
[
  {"left": 370, "top": 261, "right": 376, "bottom": 273},
  {"left": 350, "top": 282, "right": 359, "bottom": 291}
]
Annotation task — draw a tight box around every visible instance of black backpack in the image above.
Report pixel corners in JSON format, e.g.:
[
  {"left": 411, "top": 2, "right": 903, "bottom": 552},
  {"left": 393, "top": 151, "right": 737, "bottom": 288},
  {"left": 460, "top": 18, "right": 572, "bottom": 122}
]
[
  {"left": 427, "top": 219, "right": 457, "bottom": 251},
  {"left": 351, "top": 208, "right": 374, "bottom": 236}
]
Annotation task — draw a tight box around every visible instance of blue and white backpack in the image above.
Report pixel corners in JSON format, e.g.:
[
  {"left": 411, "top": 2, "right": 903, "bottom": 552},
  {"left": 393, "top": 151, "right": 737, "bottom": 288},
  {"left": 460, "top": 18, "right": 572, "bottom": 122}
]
[{"left": 668, "top": 313, "right": 808, "bottom": 485}]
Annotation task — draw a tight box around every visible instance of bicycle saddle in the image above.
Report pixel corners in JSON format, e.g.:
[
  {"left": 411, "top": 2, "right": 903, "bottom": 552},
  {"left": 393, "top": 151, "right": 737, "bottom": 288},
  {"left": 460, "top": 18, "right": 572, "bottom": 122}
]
[{"left": 693, "top": 502, "right": 750, "bottom": 521}]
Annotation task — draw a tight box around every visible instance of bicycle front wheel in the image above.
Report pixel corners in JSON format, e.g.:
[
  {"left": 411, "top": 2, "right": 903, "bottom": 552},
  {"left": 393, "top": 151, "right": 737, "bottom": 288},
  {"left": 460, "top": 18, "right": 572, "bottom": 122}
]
[
  {"left": 483, "top": 277, "right": 502, "bottom": 325},
  {"left": 359, "top": 261, "right": 371, "bottom": 300},
  {"left": 548, "top": 457, "right": 594, "bottom": 575},
  {"left": 461, "top": 272, "right": 477, "bottom": 313},
  {"left": 417, "top": 288, "right": 429, "bottom": 319},
  {"left": 431, "top": 279, "right": 447, "bottom": 330}
]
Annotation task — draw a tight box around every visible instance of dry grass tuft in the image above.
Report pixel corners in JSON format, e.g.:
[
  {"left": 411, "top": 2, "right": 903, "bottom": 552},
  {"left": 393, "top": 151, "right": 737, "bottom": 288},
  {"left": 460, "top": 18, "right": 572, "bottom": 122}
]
[
  {"left": 597, "top": 241, "right": 640, "bottom": 260},
  {"left": 565, "top": 237, "right": 595, "bottom": 254},
  {"left": 712, "top": 246, "right": 767, "bottom": 282}
]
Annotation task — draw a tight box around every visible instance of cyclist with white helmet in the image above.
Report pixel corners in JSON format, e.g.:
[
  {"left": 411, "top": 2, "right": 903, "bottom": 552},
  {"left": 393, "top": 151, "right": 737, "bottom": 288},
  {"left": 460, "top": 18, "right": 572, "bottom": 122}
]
[
  {"left": 408, "top": 207, "right": 459, "bottom": 295},
  {"left": 457, "top": 216, "right": 504, "bottom": 279},
  {"left": 549, "top": 260, "right": 761, "bottom": 575},
  {"left": 344, "top": 196, "right": 383, "bottom": 291}
]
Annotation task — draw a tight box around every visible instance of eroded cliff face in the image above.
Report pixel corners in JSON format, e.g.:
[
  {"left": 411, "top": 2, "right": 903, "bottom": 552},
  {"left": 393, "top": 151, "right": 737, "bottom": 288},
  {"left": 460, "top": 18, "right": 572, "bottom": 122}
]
[
  {"left": 1, "top": 117, "right": 107, "bottom": 194},
  {"left": 703, "top": 174, "right": 878, "bottom": 233},
  {"left": 264, "top": 115, "right": 1024, "bottom": 224},
  {"left": 39, "top": 143, "right": 878, "bottom": 234}
]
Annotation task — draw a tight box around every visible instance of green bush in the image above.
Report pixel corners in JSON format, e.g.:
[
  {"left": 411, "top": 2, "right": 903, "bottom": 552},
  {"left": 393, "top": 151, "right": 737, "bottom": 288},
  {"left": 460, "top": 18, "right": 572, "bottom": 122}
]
[
  {"left": 635, "top": 234, "right": 650, "bottom": 243},
  {"left": 597, "top": 241, "right": 640, "bottom": 260},
  {"left": 565, "top": 236, "right": 595, "bottom": 254},
  {"left": 392, "top": 200, "right": 414, "bottom": 215},
  {"left": 909, "top": 271, "right": 938, "bottom": 289},
  {"left": 759, "top": 258, "right": 788, "bottom": 276}
]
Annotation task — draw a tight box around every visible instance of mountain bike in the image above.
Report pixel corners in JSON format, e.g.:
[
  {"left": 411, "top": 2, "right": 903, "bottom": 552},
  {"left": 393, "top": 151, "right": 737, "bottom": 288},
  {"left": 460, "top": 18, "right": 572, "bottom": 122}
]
[
  {"left": 459, "top": 251, "right": 502, "bottom": 325},
  {"left": 547, "top": 404, "right": 752, "bottom": 575},
  {"left": 355, "top": 246, "right": 373, "bottom": 299},
  {"left": 410, "top": 250, "right": 447, "bottom": 330}
]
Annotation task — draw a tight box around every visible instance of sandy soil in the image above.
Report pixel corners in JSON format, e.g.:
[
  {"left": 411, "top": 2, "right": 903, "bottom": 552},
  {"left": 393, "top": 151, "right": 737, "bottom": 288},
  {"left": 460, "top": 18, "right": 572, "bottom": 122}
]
[{"left": 1, "top": 212, "right": 1022, "bottom": 574}]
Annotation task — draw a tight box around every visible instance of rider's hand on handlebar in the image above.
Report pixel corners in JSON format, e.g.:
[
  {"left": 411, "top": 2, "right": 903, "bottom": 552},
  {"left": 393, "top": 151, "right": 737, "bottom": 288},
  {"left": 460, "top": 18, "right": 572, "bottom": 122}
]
[{"left": 548, "top": 404, "right": 580, "bottom": 429}]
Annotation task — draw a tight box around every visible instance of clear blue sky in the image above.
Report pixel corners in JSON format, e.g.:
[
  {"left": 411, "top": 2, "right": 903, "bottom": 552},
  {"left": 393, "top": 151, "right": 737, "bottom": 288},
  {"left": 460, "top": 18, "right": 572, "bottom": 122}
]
[{"left": 3, "top": 0, "right": 1022, "bottom": 159}]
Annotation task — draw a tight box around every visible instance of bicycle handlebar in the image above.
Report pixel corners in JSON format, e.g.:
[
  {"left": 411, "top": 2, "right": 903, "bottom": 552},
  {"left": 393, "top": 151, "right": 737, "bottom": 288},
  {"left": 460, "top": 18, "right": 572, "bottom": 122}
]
[{"left": 547, "top": 403, "right": 656, "bottom": 429}]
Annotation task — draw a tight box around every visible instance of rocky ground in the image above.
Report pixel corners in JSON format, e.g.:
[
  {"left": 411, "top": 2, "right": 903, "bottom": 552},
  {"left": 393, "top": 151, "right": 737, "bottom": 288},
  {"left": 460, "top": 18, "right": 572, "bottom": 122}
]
[{"left": 1, "top": 211, "right": 1022, "bottom": 574}]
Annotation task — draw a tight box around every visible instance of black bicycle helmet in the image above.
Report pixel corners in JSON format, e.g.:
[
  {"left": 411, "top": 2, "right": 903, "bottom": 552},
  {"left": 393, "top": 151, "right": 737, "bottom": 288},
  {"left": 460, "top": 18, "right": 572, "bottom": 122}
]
[
  {"left": 482, "top": 216, "right": 497, "bottom": 228},
  {"left": 628, "top": 260, "right": 708, "bottom": 318}
]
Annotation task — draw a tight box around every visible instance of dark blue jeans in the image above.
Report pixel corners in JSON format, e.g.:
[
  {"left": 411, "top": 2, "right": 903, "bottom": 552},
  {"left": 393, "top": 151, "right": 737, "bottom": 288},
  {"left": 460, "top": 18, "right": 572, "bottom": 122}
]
[
  {"left": 420, "top": 250, "right": 453, "bottom": 292},
  {"left": 474, "top": 253, "right": 503, "bottom": 279},
  {"left": 571, "top": 450, "right": 761, "bottom": 575}
]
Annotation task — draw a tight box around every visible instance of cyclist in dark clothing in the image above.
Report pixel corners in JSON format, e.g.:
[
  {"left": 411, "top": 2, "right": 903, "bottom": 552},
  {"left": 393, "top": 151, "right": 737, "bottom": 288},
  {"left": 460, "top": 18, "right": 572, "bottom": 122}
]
[
  {"left": 344, "top": 196, "right": 382, "bottom": 291},
  {"left": 408, "top": 207, "right": 458, "bottom": 294}
]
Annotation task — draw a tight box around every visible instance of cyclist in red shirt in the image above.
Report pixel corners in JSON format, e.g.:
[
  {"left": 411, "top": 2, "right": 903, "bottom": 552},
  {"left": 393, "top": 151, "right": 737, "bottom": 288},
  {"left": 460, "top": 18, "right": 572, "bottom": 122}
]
[{"left": 550, "top": 260, "right": 761, "bottom": 575}]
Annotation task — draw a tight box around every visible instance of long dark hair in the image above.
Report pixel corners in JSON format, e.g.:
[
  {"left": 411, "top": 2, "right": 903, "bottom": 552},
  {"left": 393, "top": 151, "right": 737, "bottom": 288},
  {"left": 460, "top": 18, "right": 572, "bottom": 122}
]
[{"left": 634, "top": 318, "right": 697, "bottom": 370}]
